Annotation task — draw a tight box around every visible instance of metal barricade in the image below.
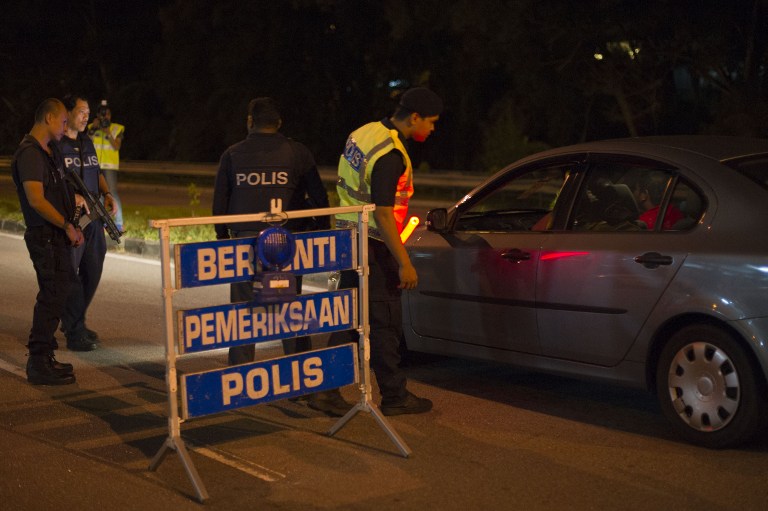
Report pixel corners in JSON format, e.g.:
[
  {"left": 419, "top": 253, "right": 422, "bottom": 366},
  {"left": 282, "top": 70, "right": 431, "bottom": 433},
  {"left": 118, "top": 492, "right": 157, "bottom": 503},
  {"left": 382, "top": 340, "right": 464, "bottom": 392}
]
[{"left": 147, "top": 204, "right": 410, "bottom": 503}]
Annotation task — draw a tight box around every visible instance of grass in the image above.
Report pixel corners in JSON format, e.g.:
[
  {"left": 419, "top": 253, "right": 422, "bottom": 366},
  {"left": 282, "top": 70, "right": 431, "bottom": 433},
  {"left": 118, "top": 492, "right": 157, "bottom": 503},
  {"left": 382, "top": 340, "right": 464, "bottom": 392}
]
[
  {"left": 0, "top": 189, "right": 216, "bottom": 244},
  {"left": 123, "top": 205, "right": 217, "bottom": 243},
  {"left": 0, "top": 185, "right": 343, "bottom": 244}
]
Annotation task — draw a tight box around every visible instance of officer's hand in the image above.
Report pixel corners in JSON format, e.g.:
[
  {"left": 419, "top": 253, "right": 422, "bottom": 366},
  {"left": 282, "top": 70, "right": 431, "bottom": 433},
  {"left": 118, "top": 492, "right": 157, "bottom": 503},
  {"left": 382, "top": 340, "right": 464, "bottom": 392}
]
[
  {"left": 65, "top": 223, "right": 84, "bottom": 247},
  {"left": 104, "top": 194, "right": 118, "bottom": 216},
  {"left": 398, "top": 263, "right": 418, "bottom": 290},
  {"left": 75, "top": 194, "right": 90, "bottom": 215}
]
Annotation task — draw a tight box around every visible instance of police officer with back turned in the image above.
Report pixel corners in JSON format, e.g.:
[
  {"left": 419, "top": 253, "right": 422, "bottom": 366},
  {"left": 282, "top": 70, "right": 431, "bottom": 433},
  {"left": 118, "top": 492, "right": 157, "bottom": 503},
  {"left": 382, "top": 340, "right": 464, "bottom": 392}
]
[
  {"left": 212, "top": 97, "right": 330, "bottom": 366},
  {"left": 12, "top": 98, "right": 85, "bottom": 385}
]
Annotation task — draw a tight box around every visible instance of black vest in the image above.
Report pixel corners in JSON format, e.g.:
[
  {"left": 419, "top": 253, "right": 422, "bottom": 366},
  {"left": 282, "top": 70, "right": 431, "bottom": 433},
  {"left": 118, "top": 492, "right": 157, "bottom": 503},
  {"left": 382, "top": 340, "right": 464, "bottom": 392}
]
[
  {"left": 223, "top": 133, "right": 312, "bottom": 233},
  {"left": 59, "top": 133, "right": 101, "bottom": 195},
  {"left": 12, "top": 135, "right": 75, "bottom": 228}
]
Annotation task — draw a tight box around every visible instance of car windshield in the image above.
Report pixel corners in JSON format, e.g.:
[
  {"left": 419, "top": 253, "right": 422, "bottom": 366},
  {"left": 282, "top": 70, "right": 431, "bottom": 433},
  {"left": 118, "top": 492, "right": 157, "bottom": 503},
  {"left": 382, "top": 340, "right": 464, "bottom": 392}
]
[{"left": 725, "top": 155, "right": 768, "bottom": 190}]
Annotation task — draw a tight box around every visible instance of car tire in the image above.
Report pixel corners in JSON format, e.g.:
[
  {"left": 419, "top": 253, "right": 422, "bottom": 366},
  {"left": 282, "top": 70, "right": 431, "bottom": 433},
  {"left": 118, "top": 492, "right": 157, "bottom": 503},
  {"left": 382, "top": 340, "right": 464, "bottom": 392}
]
[{"left": 656, "top": 324, "right": 767, "bottom": 448}]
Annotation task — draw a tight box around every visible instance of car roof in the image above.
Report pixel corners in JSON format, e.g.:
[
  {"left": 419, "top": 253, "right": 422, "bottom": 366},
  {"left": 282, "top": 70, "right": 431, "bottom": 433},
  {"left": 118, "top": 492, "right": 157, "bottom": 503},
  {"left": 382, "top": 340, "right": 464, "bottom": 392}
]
[{"left": 545, "top": 135, "right": 768, "bottom": 163}]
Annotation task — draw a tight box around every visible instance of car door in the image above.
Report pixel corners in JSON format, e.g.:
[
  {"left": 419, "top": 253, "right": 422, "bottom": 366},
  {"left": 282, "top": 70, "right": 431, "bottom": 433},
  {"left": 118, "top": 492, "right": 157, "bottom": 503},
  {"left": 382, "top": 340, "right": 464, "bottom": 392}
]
[
  {"left": 407, "top": 162, "right": 574, "bottom": 354},
  {"left": 536, "top": 158, "right": 701, "bottom": 366}
]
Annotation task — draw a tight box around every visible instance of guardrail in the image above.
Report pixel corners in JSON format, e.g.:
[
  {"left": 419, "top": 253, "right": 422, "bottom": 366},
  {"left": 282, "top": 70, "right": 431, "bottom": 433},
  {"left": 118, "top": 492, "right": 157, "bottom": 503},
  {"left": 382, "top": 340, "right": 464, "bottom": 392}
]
[{"left": 0, "top": 156, "right": 487, "bottom": 191}]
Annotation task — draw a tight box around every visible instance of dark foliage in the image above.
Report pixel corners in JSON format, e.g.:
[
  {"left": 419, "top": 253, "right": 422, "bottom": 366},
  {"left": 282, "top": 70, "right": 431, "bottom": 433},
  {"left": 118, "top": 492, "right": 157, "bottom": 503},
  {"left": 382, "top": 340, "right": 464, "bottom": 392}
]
[{"left": 1, "top": 0, "right": 766, "bottom": 170}]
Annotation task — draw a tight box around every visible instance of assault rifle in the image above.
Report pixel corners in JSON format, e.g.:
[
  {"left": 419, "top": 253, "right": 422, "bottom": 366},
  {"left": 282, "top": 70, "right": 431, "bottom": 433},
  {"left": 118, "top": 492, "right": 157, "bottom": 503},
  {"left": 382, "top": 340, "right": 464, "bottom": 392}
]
[{"left": 66, "top": 170, "right": 123, "bottom": 244}]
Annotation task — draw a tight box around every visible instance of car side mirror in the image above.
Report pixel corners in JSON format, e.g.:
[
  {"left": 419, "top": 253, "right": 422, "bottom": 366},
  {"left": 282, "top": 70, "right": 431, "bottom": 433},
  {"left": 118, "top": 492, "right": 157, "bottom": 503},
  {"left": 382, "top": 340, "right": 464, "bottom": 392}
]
[{"left": 426, "top": 208, "right": 448, "bottom": 232}]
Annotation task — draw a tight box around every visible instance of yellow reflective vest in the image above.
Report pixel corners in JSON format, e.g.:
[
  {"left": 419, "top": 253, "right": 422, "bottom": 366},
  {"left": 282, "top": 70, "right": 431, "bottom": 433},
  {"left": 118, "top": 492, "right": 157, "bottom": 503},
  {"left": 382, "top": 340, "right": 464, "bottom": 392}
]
[
  {"left": 89, "top": 122, "right": 124, "bottom": 170},
  {"left": 336, "top": 122, "right": 413, "bottom": 240}
]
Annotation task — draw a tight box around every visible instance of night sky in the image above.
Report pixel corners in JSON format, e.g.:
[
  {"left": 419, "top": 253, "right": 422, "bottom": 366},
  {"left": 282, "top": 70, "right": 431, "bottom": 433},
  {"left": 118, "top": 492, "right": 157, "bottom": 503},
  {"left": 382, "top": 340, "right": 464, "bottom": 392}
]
[{"left": 2, "top": 0, "right": 766, "bottom": 170}]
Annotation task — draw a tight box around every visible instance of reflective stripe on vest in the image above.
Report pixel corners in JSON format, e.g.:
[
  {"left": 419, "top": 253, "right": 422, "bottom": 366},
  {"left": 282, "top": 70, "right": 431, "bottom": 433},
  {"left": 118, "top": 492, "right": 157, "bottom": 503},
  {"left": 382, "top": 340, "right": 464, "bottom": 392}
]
[
  {"left": 89, "top": 123, "right": 124, "bottom": 169},
  {"left": 336, "top": 122, "right": 413, "bottom": 240}
]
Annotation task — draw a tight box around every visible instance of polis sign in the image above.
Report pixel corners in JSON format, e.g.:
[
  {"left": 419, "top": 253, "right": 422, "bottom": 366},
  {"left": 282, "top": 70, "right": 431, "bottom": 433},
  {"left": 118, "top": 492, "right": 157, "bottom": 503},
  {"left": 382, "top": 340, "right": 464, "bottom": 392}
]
[{"left": 181, "top": 344, "right": 358, "bottom": 419}]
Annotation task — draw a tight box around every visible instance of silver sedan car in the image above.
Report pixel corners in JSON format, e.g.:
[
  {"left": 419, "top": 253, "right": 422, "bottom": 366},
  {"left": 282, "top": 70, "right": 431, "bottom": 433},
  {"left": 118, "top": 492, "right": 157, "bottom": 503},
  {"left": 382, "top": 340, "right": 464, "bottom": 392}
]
[{"left": 404, "top": 136, "right": 768, "bottom": 448}]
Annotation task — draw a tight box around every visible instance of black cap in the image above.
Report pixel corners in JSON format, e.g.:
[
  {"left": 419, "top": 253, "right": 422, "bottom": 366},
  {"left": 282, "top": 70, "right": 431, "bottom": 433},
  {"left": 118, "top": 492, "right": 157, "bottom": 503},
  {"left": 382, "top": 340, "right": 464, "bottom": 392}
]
[{"left": 398, "top": 87, "right": 443, "bottom": 117}]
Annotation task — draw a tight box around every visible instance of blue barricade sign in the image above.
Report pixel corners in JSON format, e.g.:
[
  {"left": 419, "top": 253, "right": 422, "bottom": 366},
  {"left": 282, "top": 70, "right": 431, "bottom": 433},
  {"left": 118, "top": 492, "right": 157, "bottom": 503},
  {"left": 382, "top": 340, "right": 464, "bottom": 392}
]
[
  {"left": 181, "top": 344, "right": 358, "bottom": 419},
  {"left": 174, "top": 229, "right": 355, "bottom": 289},
  {"left": 177, "top": 289, "right": 357, "bottom": 354}
]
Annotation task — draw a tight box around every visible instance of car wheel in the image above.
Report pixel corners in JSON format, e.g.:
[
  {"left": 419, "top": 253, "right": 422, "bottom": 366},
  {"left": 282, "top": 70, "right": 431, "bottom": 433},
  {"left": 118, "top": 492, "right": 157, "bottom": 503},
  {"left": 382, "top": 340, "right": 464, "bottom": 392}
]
[{"left": 656, "top": 324, "right": 767, "bottom": 448}]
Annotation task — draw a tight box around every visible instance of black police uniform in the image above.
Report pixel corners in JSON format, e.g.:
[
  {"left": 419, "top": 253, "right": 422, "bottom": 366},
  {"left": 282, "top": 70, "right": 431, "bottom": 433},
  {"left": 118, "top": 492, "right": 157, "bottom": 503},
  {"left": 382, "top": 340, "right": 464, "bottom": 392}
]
[
  {"left": 212, "top": 131, "right": 330, "bottom": 365},
  {"left": 12, "top": 135, "right": 78, "bottom": 375},
  {"left": 58, "top": 132, "right": 107, "bottom": 347}
]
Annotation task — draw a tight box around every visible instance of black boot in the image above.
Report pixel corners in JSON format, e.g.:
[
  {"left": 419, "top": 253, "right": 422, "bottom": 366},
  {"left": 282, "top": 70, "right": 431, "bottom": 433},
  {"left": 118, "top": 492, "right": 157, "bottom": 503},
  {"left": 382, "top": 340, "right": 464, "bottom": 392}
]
[
  {"left": 307, "top": 389, "right": 353, "bottom": 417},
  {"left": 49, "top": 353, "right": 74, "bottom": 375},
  {"left": 27, "top": 354, "right": 76, "bottom": 385}
]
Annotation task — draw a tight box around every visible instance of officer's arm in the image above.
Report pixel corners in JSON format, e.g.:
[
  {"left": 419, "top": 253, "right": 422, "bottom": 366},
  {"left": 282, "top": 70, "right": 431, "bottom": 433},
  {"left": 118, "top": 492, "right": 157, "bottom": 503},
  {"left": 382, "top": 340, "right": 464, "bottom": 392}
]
[
  {"left": 373, "top": 207, "right": 417, "bottom": 289},
  {"left": 23, "top": 181, "right": 83, "bottom": 246},
  {"left": 108, "top": 133, "right": 122, "bottom": 151},
  {"left": 98, "top": 173, "right": 118, "bottom": 216},
  {"left": 370, "top": 151, "right": 417, "bottom": 289},
  {"left": 212, "top": 152, "right": 232, "bottom": 239},
  {"left": 303, "top": 161, "right": 331, "bottom": 230}
]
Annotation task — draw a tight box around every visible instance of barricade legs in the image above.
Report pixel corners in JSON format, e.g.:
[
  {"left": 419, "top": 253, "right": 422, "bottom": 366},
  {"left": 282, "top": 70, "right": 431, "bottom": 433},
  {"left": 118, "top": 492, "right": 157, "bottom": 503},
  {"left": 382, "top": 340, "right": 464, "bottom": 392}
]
[
  {"left": 149, "top": 435, "right": 209, "bottom": 502},
  {"left": 327, "top": 206, "right": 411, "bottom": 457}
]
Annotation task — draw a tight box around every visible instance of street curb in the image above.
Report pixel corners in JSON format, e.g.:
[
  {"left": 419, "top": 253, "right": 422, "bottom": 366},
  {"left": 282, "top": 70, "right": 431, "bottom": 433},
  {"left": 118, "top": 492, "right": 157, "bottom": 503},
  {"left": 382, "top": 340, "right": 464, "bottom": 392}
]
[
  {"left": 0, "top": 218, "right": 26, "bottom": 235},
  {"left": 2, "top": 218, "right": 164, "bottom": 259}
]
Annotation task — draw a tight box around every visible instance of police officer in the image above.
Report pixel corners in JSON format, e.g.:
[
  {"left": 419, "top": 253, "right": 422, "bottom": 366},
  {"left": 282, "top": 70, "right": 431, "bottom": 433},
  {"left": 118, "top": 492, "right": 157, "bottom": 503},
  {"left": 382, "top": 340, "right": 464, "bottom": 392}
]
[
  {"left": 12, "top": 98, "right": 85, "bottom": 385},
  {"left": 212, "top": 97, "right": 330, "bottom": 366},
  {"left": 88, "top": 102, "right": 125, "bottom": 231},
  {"left": 331, "top": 87, "right": 443, "bottom": 416},
  {"left": 58, "top": 95, "right": 119, "bottom": 351}
]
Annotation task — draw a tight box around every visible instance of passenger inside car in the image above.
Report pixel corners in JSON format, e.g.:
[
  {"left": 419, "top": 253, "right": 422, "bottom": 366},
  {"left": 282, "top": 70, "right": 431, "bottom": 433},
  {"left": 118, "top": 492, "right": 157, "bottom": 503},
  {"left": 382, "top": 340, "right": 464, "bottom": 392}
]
[{"left": 632, "top": 174, "right": 684, "bottom": 230}]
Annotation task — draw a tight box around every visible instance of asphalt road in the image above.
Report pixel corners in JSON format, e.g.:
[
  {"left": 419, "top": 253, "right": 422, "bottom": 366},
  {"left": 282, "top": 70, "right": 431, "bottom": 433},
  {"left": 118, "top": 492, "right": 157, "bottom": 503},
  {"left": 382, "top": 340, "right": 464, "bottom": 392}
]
[{"left": 2, "top": 232, "right": 768, "bottom": 510}]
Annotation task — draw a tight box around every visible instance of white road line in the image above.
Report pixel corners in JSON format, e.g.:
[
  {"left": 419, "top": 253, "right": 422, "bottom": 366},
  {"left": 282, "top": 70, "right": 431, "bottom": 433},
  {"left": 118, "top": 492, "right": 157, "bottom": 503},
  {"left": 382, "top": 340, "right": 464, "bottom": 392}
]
[
  {"left": 190, "top": 444, "right": 286, "bottom": 482},
  {"left": 106, "top": 251, "right": 164, "bottom": 266},
  {"left": 0, "top": 357, "right": 26, "bottom": 379},
  {"left": 1, "top": 231, "right": 165, "bottom": 266}
]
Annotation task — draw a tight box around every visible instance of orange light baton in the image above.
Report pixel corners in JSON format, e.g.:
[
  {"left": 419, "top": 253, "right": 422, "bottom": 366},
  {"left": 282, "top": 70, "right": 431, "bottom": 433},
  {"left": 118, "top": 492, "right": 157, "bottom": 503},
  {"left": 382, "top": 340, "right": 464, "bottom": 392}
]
[{"left": 400, "top": 216, "right": 420, "bottom": 243}]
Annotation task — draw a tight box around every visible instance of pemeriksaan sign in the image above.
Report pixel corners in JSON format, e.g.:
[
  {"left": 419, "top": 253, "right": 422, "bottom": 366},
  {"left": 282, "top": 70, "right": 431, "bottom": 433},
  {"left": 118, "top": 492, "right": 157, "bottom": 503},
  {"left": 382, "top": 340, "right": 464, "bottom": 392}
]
[{"left": 177, "top": 289, "right": 357, "bottom": 354}]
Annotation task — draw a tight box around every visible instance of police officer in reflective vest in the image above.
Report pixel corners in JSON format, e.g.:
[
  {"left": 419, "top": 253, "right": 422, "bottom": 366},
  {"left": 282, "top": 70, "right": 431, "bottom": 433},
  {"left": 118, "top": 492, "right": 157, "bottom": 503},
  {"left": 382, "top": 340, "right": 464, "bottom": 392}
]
[
  {"left": 88, "top": 103, "right": 125, "bottom": 230},
  {"left": 58, "top": 94, "right": 118, "bottom": 351},
  {"left": 322, "top": 87, "right": 442, "bottom": 417},
  {"left": 212, "top": 97, "right": 330, "bottom": 366}
]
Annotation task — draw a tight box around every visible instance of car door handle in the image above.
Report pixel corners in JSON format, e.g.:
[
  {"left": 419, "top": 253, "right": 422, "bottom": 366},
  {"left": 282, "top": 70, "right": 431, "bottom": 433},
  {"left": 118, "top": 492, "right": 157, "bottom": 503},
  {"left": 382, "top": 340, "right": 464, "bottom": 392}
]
[
  {"left": 634, "top": 252, "right": 673, "bottom": 269},
  {"left": 501, "top": 249, "right": 531, "bottom": 261}
]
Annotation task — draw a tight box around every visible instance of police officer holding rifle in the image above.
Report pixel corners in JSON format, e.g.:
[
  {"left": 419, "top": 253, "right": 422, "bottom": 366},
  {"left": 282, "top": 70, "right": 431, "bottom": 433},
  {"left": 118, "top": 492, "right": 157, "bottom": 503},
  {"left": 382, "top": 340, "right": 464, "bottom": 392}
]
[
  {"left": 58, "top": 94, "right": 120, "bottom": 352},
  {"left": 12, "top": 98, "right": 85, "bottom": 384}
]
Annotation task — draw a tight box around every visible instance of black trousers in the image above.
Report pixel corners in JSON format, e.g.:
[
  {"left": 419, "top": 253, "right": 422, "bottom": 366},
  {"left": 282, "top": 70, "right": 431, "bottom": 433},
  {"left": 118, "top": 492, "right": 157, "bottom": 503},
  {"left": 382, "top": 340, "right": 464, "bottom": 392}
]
[
  {"left": 227, "top": 230, "right": 311, "bottom": 365},
  {"left": 23, "top": 225, "right": 77, "bottom": 355},
  {"left": 61, "top": 220, "right": 106, "bottom": 339},
  {"left": 329, "top": 239, "right": 407, "bottom": 402}
]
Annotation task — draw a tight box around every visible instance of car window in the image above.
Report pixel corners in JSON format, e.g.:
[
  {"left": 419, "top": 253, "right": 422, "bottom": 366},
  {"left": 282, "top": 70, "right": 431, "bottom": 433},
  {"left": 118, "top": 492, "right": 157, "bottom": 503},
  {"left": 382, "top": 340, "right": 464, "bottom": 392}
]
[
  {"left": 663, "top": 178, "right": 706, "bottom": 231},
  {"left": 726, "top": 155, "right": 768, "bottom": 190},
  {"left": 570, "top": 162, "right": 699, "bottom": 232},
  {"left": 455, "top": 165, "right": 570, "bottom": 232}
]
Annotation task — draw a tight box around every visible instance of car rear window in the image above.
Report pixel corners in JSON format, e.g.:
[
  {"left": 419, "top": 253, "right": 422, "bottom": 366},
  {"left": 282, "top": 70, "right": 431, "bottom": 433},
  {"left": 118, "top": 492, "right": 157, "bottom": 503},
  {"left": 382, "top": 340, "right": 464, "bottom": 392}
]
[{"left": 726, "top": 155, "right": 768, "bottom": 190}]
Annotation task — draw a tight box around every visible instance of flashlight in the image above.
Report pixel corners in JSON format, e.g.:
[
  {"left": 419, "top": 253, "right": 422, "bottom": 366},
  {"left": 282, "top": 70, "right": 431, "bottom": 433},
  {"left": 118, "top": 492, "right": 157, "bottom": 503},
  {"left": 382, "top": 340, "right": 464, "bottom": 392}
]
[{"left": 400, "top": 216, "right": 420, "bottom": 243}]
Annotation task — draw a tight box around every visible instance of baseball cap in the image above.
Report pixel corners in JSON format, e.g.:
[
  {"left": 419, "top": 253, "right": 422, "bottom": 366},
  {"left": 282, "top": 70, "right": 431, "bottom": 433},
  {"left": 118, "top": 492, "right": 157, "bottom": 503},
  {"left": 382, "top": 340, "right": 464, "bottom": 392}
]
[{"left": 398, "top": 87, "right": 443, "bottom": 117}]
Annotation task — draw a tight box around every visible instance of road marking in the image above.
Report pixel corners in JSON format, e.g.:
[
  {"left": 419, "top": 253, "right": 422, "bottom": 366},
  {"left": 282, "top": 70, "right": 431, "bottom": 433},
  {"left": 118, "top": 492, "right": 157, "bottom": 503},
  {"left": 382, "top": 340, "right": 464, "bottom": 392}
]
[
  {"left": 0, "top": 357, "right": 26, "bottom": 379},
  {"left": 189, "top": 443, "right": 286, "bottom": 482},
  {"left": 107, "top": 251, "right": 164, "bottom": 266},
  {"left": 1, "top": 232, "right": 165, "bottom": 266}
]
